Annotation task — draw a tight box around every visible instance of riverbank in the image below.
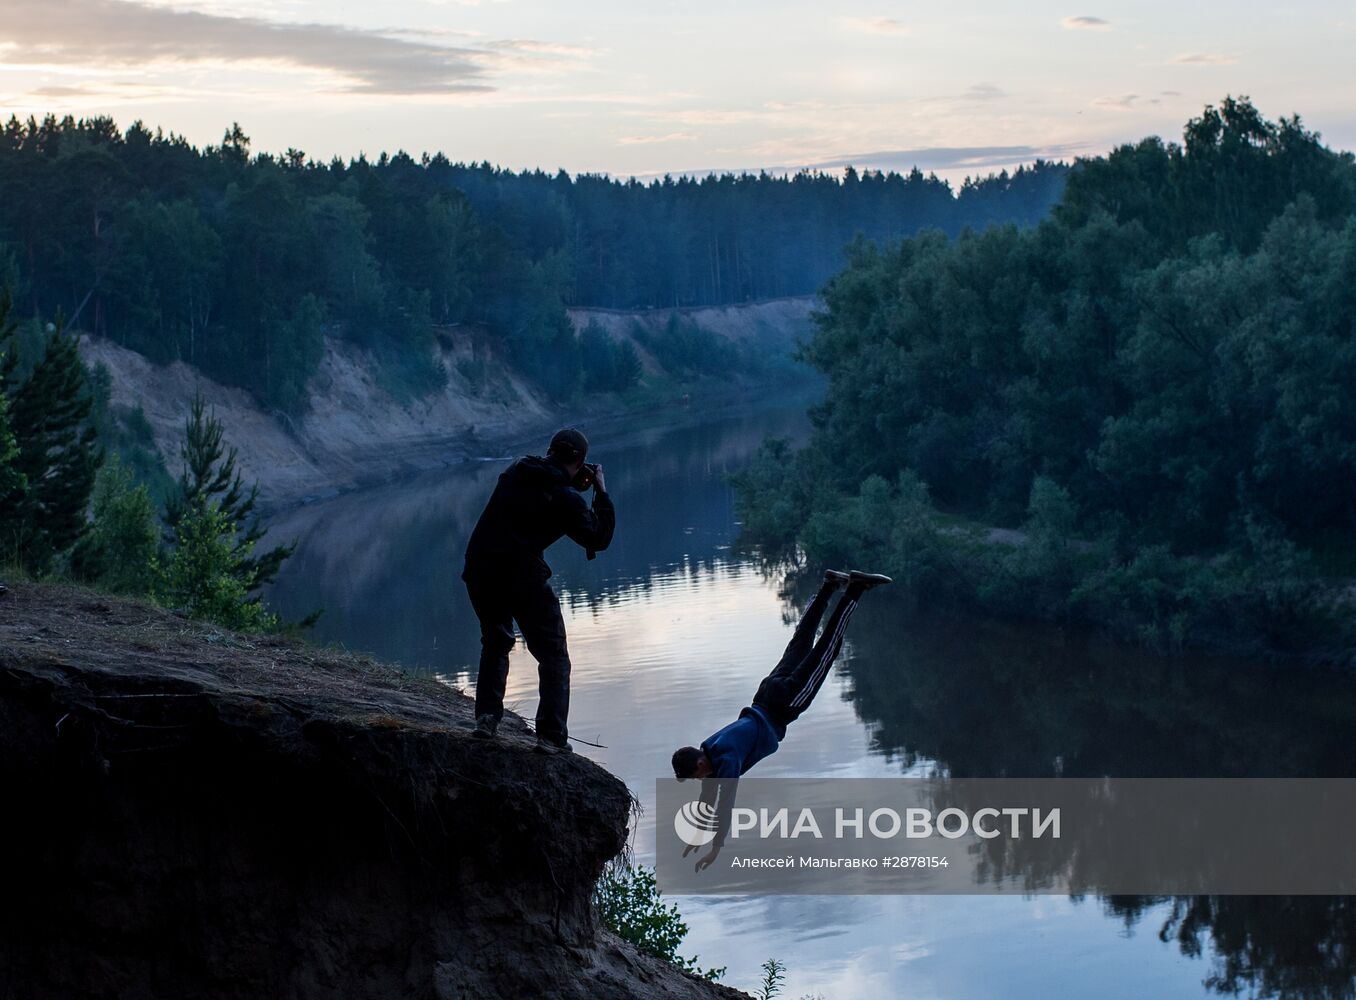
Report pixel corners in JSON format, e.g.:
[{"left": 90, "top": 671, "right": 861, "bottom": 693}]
[
  {"left": 734, "top": 447, "right": 1356, "bottom": 665},
  {"left": 80, "top": 298, "right": 816, "bottom": 512},
  {"left": 0, "top": 581, "right": 747, "bottom": 999}
]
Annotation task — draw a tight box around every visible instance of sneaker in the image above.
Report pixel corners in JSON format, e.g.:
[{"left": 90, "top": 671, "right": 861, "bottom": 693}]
[
  {"left": 534, "top": 734, "right": 574, "bottom": 756},
  {"left": 471, "top": 714, "right": 498, "bottom": 739},
  {"left": 848, "top": 570, "right": 893, "bottom": 589},
  {"left": 823, "top": 569, "right": 851, "bottom": 586}
]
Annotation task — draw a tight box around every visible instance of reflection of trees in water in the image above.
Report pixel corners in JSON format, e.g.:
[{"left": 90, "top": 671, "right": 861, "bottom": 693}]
[
  {"left": 265, "top": 400, "right": 809, "bottom": 670},
  {"left": 778, "top": 570, "right": 1356, "bottom": 998},
  {"left": 1106, "top": 895, "right": 1356, "bottom": 999},
  {"left": 559, "top": 557, "right": 758, "bottom": 616},
  {"left": 814, "top": 586, "right": 1356, "bottom": 780}
]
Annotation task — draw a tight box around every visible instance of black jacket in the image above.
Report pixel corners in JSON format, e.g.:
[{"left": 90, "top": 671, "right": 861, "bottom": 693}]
[{"left": 463, "top": 455, "right": 615, "bottom": 581}]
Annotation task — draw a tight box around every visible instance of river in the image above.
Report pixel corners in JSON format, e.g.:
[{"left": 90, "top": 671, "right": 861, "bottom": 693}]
[{"left": 266, "top": 395, "right": 1356, "bottom": 1000}]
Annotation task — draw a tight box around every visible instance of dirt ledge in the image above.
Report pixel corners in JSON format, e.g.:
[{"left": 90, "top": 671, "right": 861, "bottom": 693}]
[{"left": 0, "top": 582, "right": 746, "bottom": 1000}]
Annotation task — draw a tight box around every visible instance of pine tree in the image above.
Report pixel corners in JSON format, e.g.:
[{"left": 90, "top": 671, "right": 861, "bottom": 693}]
[
  {"left": 155, "top": 501, "right": 278, "bottom": 631},
  {"left": 164, "top": 393, "right": 293, "bottom": 594},
  {"left": 0, "top": 297, "right": 100, "bottom": 572},
  {"left": 0, "top": 393, "right": 21, "bottom": 513},
  {"left": 0, "top": 296, "right": 25, "bottom": 524}
]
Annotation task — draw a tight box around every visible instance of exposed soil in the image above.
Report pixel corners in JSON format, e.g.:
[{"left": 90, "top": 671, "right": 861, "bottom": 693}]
[
  {"left": 81, "top": 298, "right": 815, "bottom": 512},
  {"left": 0, "top": 582, "right": 747, "bottom": 1000}
]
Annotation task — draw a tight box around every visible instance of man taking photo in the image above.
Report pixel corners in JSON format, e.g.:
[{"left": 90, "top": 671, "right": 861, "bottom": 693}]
[{"left": 462, "top": 428, "right": 615, "bottom": 755}]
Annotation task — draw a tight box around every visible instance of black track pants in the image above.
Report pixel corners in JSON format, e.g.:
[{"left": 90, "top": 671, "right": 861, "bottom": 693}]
[
  {"left": 465, "top": 573, "right": 571, "bottom": 742},
  {"left": 753, "top": 581, "right": 862, "bottom": 729}
]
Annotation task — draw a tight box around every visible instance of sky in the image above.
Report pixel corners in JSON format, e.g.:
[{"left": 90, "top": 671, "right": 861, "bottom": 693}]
[{"left": 1, "top": 0, "right": 1352, "bottom": 184}]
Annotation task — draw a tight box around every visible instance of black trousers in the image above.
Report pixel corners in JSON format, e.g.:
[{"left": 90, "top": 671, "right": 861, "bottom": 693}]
[
  {"left": 465, "top": 572, "right": 571, "bottom": 742},
  {"left": 753, "top": 580, "right": 862, "bottom": 730}
]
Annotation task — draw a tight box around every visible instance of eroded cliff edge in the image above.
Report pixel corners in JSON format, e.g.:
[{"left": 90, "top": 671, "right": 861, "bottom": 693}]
[
  {"left": 81, "top": 298, "right": 815, "bottom": 510},
  {"left": 0, "top": 583, "right": 744, "bottom": 1000}
]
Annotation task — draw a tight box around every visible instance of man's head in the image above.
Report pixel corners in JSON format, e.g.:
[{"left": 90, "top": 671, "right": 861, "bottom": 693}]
[
  {"left": 672, "top": 745, "right": 711, "bottom": 780},
  {"left": 548, "top": 427, "right": 589, "bottom": 476}
]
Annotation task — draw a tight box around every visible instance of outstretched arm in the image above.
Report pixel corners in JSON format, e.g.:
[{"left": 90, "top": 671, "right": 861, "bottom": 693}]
[{"left": 684, "top": 769, "right": 739, "bottom": 872}]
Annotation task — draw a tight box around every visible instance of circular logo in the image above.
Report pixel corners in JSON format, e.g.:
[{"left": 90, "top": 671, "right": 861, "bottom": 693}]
[{"left": 673, "top": 799, "right": 719, "bottom": 847}]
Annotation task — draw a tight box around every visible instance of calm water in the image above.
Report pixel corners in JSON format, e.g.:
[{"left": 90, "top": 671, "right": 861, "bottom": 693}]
[{"left": 267, "top": 398, "right": 1356, "bottom": 1000}]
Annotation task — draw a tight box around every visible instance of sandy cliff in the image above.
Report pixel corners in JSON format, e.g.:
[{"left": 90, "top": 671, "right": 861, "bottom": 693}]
[{"left": 79, "top": 298, "right": 815, "bottom": 510}]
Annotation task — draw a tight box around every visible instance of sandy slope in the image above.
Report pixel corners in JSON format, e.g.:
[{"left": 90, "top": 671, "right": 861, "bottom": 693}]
[{"left": 80, "top": 298, "right": 815, "bottom": 510}]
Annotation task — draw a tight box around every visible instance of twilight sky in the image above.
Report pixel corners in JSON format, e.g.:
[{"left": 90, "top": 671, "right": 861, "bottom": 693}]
[{"left": 1, "top": 0, "right": 1352, "bottom": 183}]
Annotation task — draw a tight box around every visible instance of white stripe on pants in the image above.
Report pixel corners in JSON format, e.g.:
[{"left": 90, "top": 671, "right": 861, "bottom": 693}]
[{"left": 789, "top": 596, "right": 857, "bottom": 709}]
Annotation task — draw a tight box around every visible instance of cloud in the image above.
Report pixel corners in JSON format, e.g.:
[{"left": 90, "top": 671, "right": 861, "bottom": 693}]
[
  {"left": 1172, "top": 52, "right": 1239, "bottom": 65},
  {"left": 25, "top": 85, "right": 97, "bottom": 98},
  {"left": 1091, "top": 93, "right": 1139, "bottom": 109},
  {"left": 808, "top": 143, "right": 1087, "bottom": 173},
  {"left": 383, "top": 26, "right": 486, "bottom": 41},
  {"left": 649, "top": 108, "right": 764, "bottom": 126},
  {"left": 1061, "top": 15, "right": 1110, "bottom": 29},
  {"left": 839, "top": 16, "right": 910, "bottom": 36},
  {"left": 1091, "top": 92, "right": 1174, "bottom": 109},
  {"left": 764, "top": 100, "right": 829, "bottom": 112},
  {"left": 487, "top": 39, "right": 596, "bottom": 59},
  {"left": 618, "top": 132, "right": 696, "bottom": 146},
  {"left": 620, "top": 142, "right": 1092, "bottom": 183},
  {"left": 0, "top": 0, "right": 496, "bottom": 94},
  {"left": 962, "top": 83, "right": 1006, "bottom": 101},
  {"left": 10, "top": 79, "right": 188, "bottom": 105}
]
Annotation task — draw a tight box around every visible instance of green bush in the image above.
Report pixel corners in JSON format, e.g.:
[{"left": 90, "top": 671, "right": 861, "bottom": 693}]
[
  {"left": 634, "top": 316, "right": 739, "bottom": 379},
  {"left": 593, "top": 863, "right": 724, "bottom": 981},
  {"left": 374, "top": 341, "right": 448, "bottom": 404},
  {"left": 71, "top": 456, "right": 158, "bottom": 595},
  {"left": 87, "top": 363, "right": 174, "bottom": 504},
  {"left": 455, "top": 355, "right": 488, "bottom": 395},
  {"left": 579, "top": 322, "right": 642, "bottom": 393}
]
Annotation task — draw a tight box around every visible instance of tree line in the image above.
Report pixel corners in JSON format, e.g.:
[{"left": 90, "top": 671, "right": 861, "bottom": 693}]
[
  {"left": 735, "top": 97, "right": 1356, "bottom": 660},
  {"left": 0, "top": 114, "right": 1065, "bottom": 411}
]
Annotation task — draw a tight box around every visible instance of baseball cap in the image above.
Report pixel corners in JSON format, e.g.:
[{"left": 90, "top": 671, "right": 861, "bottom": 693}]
[{"left": 548, "top": 427, "right": 589, "bottom": 462}]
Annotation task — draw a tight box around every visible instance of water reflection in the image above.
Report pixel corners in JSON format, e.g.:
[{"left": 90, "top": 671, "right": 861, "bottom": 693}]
[
  {"left": 813, "top": 580, "right": 1356, "bottom": 780},
  {"left": 782, "top": 572, "right": 1356, "bottom": 998},
  {"left": 1100, "top": 895, "right": 1356, "bottom": 999},
  {"left": 266, "top": 399, "right": 1356, "bottom": 999},
  {"left": 266, "top": 398, "right": 809, "bottom": 670}
]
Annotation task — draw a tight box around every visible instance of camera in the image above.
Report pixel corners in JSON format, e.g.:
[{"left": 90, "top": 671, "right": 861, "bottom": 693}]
[{"left": 572, "top": 462, "right": 600, "bottom": 492}]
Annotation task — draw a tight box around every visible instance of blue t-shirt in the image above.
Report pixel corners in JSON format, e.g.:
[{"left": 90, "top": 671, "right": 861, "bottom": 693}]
[{"left": 701, "top": 705, "right": 787, "bottom": 778}]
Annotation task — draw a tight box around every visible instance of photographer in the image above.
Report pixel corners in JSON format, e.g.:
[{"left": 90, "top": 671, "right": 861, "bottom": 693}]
[{"left": 462, "top": 427, "right": 615, "bottom": 754}]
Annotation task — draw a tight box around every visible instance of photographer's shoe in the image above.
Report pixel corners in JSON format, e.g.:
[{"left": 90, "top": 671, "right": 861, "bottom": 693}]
[
  {"left": 535, "top": 734, "right": 574, "bottom": 756},
  {"left": 471, "top": 714, "right": 498, "bottom": 739},
  {"left": 848, "top": 570, "right": 893, "bottom": 589},
  {"left": 824, "top": 570, "right": 851, "bottom": 586}
]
